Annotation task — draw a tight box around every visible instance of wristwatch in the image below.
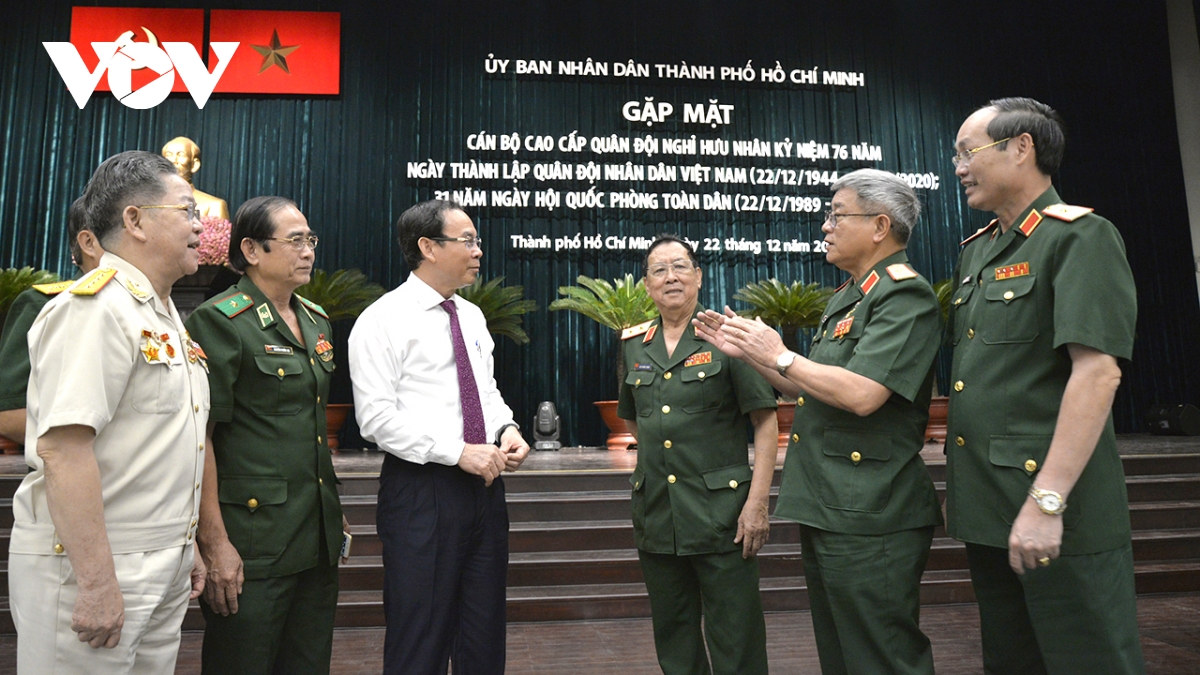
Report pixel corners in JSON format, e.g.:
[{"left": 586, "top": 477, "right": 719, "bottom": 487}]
[
  {"left": 775, "top": 351, "right": 798, "bottom": 375},
  {"left": 1028, "top": 486, "right": 1067, "bottom": 515}
]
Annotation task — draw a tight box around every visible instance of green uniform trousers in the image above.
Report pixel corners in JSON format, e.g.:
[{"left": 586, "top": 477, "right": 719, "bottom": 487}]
[
  {"left": 800, "top": 525, "right": 934, "bottom": 675},
  {"left": 965, "top": 542, "right": 1145, "bottom": 675},
  {"left": 638, "top": 549, "right": 768, "bottom": 675},
  {"left": 200, "top": 557, "right": 339, "bottom": 675}
]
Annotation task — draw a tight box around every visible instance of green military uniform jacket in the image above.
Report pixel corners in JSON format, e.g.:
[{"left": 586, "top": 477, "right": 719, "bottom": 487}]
[
  {"left": 0, "top": 283, "right": 71, "bottom": 412},
  {"left": 617, "top": 305, "right": 777, "bottom": 555},
  {"left": 774, "top": 251, "right": 943, "bottom": 534},
  {"left": 945, "top": 186, "right": 1137, "bottom": 554},
  {"left": 186, "top": 276, "right": 344, "bottom": 579}
]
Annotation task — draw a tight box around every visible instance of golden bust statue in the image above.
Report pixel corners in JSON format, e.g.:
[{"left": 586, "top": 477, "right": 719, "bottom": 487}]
[{"left": 161, "top": 136, "right": 230, "bottom": 220}]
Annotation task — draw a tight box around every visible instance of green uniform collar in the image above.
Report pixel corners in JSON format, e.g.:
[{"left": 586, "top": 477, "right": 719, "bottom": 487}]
[
  {"left": 641, "top": 303, "right": 708, "bottom": 371},
  {"left": 235, "top": 275, "right": 322, "bottom": 351}
]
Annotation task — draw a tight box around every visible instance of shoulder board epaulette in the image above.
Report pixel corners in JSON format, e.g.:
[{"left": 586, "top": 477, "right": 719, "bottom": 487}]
[
  {"left": 621, "top": 320, "right": 654, "bottom": 340},
  {"left": 32, "top": 280, "right": 72, "bottom": 296},
  {"left": 69, "top": 268, "right": 117, "bottom": 296},
  {"left": 1042, "top": 203, "right": 1094, "bottom": 222},
  {"left": 960, "top": 221, "right": 998, "bottom": 247},
  {"left": 885, "top": 264, "right": 918, "bottom": 281},
  {"left": 214, "top": 292, "right": 254, "bottom": 318},
  {"left": 295, "top": 294, "right": 328, "bottom": 319}
]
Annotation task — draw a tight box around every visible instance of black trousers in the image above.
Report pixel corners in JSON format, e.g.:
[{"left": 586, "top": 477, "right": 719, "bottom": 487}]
[{"left": 377, "top": 453, "right": 509, "bottom": 675}]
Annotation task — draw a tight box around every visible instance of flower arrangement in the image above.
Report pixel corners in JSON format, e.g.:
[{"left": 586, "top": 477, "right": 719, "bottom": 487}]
[{"left": 197, "top": 216, "right": 232, "bottom": 266}]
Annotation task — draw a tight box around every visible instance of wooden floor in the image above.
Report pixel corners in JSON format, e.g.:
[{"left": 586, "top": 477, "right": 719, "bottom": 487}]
[{"left": 0, "top": 593, "right": 1191, "bottom": 674}]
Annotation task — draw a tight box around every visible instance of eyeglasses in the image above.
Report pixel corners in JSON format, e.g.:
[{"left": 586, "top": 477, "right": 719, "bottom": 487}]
[
  {"left": 137, "top": 203, "right": 200, "bottom": 221},
  {"left": 266, "top": 235, "right": 319, "bottom": 251},
  {"left": 951, "top": 137, "right": 1011, "bottom": 168},
  {"left": 647, "top": 261, "right": 698, "bottom": 278},
  {"left": 428, "top": 236, "right": 481, "bottom": 250},
  {"left": 823, "top": 210, "right": 880, "bottom": 226}
]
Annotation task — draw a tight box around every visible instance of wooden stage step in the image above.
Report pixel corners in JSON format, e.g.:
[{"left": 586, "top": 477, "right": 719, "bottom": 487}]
[{"left": 0, "top": 436, "right": 1197, "bottom": 632}]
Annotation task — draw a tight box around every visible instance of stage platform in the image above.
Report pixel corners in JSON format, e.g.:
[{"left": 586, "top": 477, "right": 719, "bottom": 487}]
[{"left": 0, "top": 435, "right": 1196, "bottom": 674}]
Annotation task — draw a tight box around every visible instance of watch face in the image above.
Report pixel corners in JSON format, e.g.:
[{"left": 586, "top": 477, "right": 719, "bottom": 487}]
[{"left": 1042, "top": 494, "right": 1062, "bottom": 512}]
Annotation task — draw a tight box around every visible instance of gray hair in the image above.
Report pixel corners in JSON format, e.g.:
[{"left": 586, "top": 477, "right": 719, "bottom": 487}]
[
  {"left": 830, "top": 168, "right": 920, "bottom": 245},
  {"left": 81, "top": 151, "right": 178, "bottom": 247}
]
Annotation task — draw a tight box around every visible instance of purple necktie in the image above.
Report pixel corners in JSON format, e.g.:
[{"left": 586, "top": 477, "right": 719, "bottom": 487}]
[{"left": 441, "top": 299, "right": 488, "bottom": 444}]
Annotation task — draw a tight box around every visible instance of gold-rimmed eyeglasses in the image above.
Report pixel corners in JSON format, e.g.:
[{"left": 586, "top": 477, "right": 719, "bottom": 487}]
[
  {"left": 136, "top": 203, "right": 200, "bottom": 221},
  {"left": 951, "top": 137, "right": 1011, "bottom": 168},
  {"left": 266, "top": 235, "right": 319, "bottom": 251},
  {"left": 647, "top": 261, "right": 698, "bottom": 278}
]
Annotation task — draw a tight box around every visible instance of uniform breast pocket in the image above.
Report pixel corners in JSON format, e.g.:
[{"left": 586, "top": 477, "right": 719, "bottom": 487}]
[
  {"left": 981, "top": 275, "right": 1039, "bottom": 344},
  {"left": 218, "top": 476, "right": 289, "bottom": 560},
  {"left": 680, "top": 360, "right": 723, "bottom": 413},
  {"left": 251, "top": 355, "right": 304, "bottom": 415},
  {"left": 131, "top": 360, "right": 186, "bottom": 414},
  {"left": 625, "top": 370, "right": 657, "bottom": 417},
  {"left": 816, "top": 427, "right": 894, "bottom": 513}
]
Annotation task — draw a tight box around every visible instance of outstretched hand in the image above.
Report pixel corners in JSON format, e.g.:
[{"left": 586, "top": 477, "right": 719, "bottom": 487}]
[{"left": 693, "top": 307, "right": 745, "bottom": 359}]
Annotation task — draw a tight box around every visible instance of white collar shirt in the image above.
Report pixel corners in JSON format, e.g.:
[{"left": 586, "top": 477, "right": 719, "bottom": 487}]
[{"left": 348, "top": 273, "right": 514, "bottom": 465}]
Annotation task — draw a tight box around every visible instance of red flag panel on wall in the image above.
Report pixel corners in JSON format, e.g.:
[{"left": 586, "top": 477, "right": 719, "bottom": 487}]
[
  {"left": 210, "top": 10, "right": 341, "bottom": 95},
  {"left": 69, "top": 6, "right": 204, "bottom": 92}
]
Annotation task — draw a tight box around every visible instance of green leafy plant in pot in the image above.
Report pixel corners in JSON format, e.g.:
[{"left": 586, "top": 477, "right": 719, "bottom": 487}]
[
  {"left": 549, "top": 274, "right": 658, "bottom": 449},
  {"left": 456, "top": 276, "right": 538, "bottom": 345},
  {"left": 733, "top": 279, "right": 833, "bottom": 352},
  {"left": 294, "top": 269, "right": 386, "bottom": 449}
]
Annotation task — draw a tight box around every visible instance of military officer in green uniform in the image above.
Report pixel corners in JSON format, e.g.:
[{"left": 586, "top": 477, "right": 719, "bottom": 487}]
[
  {"left": 945, "top": 98, "right": 1143, "bottom": 674},
  {"left": 0, "top": 197, "right": 104, "bottom": 444},
  {"left": 618, "top": 235, "right": 778, "bottom": 675},
  {"left": 697, "top": 169, "right": 943, "bottom": 675},
  {"left": 186, "top": 196, "right": 347, "bottom": 675}
]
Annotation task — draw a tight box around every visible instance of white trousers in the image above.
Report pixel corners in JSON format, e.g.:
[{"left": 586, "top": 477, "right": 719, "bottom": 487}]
[{"left": 9, "top": 544, "right": 193, "bottom": 675}]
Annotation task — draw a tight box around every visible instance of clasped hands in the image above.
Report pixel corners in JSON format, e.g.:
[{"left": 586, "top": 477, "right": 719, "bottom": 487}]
[
  {"left": 693, "top": 307, "right": 787, "bottom": 366},
  {"left": 459, "top": 426, "right": 531, "bottom": 486}
]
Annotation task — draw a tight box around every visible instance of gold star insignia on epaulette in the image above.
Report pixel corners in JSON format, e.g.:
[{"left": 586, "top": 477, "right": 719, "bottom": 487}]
[
  {"left": 886, "top": 264, "right": 918, "bottom": 281},
  {"left": 70, "top": 268, "right": 117, "bottom": 295},
  {"left": 621, "top": 320, "right": 654, "bottom": 340},
  {"left": 1042, "top": 203, "right": 1094, "bottom": 222},
  {"left": 215, "top": 293, "right": 254, "bottom": 318},
  {"left": 31, "top": 281, "right": 71, "bottom": 296}
]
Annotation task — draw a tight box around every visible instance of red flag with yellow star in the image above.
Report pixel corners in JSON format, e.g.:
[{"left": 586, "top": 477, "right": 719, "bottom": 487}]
[{"left": 209, "top": 10, "right": 340, "bottom": 94}]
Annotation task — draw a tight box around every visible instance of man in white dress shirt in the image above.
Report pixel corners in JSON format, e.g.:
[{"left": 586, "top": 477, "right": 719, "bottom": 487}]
[
  {"left": 9, "top": 150, "right": 209, "bottom": 674},
  {"left": 349, "top": 199, "right": 531, "bottom": 675}
]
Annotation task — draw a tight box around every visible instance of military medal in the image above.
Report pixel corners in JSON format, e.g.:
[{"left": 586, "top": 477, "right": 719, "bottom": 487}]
[
  {"left": 833, "top": 316, "right": 854, "bottom": 339},
  {"left": 315, "top": 334, "right": 334, "bottom": 362},
  {"left": 995, "top": 262, "right": 1030, "bottom": 280},
  {"left": 159, "top": 333, "right": 176, "bottom": 359},
  {"left": 140, "top": 330, "right": 161, "bottom": 363},
  {"left": 684, "top": 351, "right": 712, "bottom": 367}
]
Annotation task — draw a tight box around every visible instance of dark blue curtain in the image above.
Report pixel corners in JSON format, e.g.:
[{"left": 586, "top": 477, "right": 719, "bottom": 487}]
[{"left": 0, "top": 0, "right": 1195, "bottom": 444}]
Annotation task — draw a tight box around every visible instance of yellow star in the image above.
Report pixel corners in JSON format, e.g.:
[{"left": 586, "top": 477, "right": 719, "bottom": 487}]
[{"left": 250, "top": 29, "right": 300, "bottom": 75}]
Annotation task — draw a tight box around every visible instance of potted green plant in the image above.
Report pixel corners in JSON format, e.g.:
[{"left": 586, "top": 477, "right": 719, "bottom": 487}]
[
  {"left": 549, "top": 274, "right": 658, "bottom": 449},
  {"left": 733, "top": 279, "right": 833, "bottom": 446},
  {"left": 295, "top": 268, "right": 387, "bottom": 449},
  {"left": 0, "top": 267, "right": 61, "bottom": 453},
  {"left": 456, "top": 276, "right": 538, "bottom": 345},
  {"left": 0, "top": 267, "right": 60, "bottom": 330}
]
